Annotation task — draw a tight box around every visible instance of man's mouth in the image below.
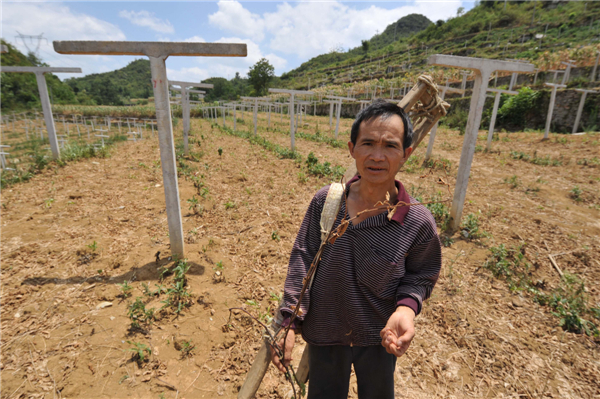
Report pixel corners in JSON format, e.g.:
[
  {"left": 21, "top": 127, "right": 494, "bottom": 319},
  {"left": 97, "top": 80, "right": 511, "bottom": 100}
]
[{"left": 366, "top": 166, "right": 386, "bottom": 172}]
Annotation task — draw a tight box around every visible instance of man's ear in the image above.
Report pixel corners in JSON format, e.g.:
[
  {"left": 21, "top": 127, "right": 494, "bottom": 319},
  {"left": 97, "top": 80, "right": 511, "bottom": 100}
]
[
  {"left": 404, "top": 146, "right": 413, "bottom": 159},
  {"left": 348, "top": 141, "right": 355, "bottom": 159}
]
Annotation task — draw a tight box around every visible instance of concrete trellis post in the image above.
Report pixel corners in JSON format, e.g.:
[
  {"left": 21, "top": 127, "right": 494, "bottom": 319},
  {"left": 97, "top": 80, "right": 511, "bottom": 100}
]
[
  {"left": 428, "top": 54, "right": 533, "bottom": 232},
  {"left": 170, "top": 81, "right": 213, "bottom": 156},
  {"left": 424, "top": 82, "right": 464, "bottom": 161},
  {"left": 591, "top": 52, "right": 600, "bottom": 82},
  {"left": 358, "top": 100, "right": 371, "bottom": 111},
  {"left": 572, "top": 89, "right": 597, "bottom": 134},
  {"left": 460, "top": 70, "right": 470, "bottom": 97},
  {"left": 268, "top": 88, "right": 314, "bottom": 151},
  {"left": 485, "top": 88, "right": 518, "bottom": 150},
  {"left": 224, "top": 103, "right": 238, "bottom": 131},
  {"left": 560, "top": 60, "right": 576, "bottom": 85},
  {"left": 1, "top": 45, "right": 8, "bottom": 53},
  {"left": 484, "top": 63, "right": 523, "bottom": 150},
  {"left": 543, "top": 82, "right": 567, "bottom": 139},
  {"left": 326, "top": 96, "right": 355, "bottom": 139},
  {"left": 325, "top": 100, "right": 335, "bottom": 128},
  {"left": 0, "top": 66, "right": 82, "bottom": 159},
  {"left": 54, "top": 40, "right": 246, "bottom": 258},
  {"left": 240, "top": 97, "right": 262, "bottom": 135}
]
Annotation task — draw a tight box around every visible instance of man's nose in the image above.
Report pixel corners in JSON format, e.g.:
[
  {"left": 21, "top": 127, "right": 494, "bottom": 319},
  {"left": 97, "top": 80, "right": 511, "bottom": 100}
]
[{"left": 369, "top": 145, "right": 386, "bottom": 161}]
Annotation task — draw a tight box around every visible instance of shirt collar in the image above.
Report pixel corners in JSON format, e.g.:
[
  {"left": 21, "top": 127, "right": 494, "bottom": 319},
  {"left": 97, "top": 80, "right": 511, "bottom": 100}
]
[{"left": 346, "top": 175, "right": 411, "bottom": 225}]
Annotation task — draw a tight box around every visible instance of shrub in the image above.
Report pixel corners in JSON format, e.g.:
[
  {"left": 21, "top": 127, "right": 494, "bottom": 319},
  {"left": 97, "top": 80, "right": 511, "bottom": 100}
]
[{"left": 497, "top": 87, "right": 542, "bottom": 130}]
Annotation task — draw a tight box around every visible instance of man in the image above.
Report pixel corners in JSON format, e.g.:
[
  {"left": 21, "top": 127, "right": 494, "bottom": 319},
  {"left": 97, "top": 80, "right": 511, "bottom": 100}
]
[{"left": 272, "top": 99, "right": 442, "bottom": 398}]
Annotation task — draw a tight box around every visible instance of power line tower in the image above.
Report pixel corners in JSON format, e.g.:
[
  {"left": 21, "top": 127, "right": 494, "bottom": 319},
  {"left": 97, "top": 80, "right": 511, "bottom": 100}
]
[{"left": 15, "top": 31, "right": 48, "bottom": 57}]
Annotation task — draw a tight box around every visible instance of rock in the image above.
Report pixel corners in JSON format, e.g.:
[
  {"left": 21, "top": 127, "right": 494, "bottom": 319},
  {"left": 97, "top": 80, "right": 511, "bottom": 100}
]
[
  {"left": 511, "top": 297, "right": 524, "bottom": 307},
  {"left": 96, "top": 302, "right": 113, "bottom": 310}
]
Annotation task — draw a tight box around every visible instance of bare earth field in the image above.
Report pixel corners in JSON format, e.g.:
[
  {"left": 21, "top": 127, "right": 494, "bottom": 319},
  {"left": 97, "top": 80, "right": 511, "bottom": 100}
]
[{"left": 1, "top": 111, "right": 599, "bottom": 399}]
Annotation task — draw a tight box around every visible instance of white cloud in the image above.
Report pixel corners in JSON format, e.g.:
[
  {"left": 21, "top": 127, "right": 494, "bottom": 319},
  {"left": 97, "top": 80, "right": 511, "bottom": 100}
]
[
  {"left": 166, "top": 36, "right": 287, "bottom": 83},
  {"left": 263, "top": 1, "right": 463, "bottom": 59},
  {"left": 208, "top": 1, "right": 265, "bottom": 42},
  {"left": 207, "top": 1, "right": 463, "bottom": 62},
  {"left": 119, "top": 10, "right": 174, "bottom": 34},
  {"left": 2, "top": 3, "right": 129, "bottom": 79},
  {"left": 183, "top": 36, "right": 206, "bottom": 43}
]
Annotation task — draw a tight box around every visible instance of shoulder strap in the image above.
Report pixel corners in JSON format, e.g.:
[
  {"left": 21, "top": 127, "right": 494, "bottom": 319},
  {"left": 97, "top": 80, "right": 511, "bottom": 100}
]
[{"left": 319, "top": 182, "right": 345, "bottom": 243}]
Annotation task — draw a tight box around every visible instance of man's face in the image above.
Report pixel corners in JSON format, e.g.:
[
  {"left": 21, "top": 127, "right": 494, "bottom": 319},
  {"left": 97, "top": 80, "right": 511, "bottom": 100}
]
[{"left": 348, "top": 114, "right": 413, "bottom": 185}]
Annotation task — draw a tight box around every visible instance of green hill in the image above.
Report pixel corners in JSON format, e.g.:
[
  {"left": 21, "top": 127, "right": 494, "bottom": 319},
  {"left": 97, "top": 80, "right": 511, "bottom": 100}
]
[
  {"left": 65, "top": 59, "right": 153, "bottom": 106},
  {"left": 0, "top": 40, "right": 77, "bottom": 111},
  {"left": 279, "top": 1, "right": 600, "bottom": 90}
]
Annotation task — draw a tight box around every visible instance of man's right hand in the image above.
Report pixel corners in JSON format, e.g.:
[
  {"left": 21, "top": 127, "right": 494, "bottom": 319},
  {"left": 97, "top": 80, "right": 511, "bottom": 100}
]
[{"left": 270, "top": 329, "right": 295, "bottom": 373}]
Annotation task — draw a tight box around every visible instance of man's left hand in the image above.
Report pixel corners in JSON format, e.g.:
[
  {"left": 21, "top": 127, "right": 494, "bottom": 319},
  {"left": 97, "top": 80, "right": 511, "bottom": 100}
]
[{"left": 380, "top": 306, "right": 415, "bottom": 357}]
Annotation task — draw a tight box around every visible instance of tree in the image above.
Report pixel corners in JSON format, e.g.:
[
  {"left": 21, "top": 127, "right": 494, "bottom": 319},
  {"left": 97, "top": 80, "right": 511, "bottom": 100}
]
[
  {"left": 457, "top": 6, "right": 465, "bottom": 16},
  {"left": 361, "top": 40, "right": 370, "bottom": 53},
  {"left": 247, "top": 58, "right": 274, "bottom": 96}
]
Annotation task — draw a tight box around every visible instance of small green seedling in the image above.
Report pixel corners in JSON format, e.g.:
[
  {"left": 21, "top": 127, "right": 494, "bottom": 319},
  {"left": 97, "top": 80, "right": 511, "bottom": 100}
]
[
  {"left": 218, "top": 147, "right": 223, "bottom": 156},
  {"left": 271, "top": 231, "right": 280, "bottom": 241},
  {"left": 176, "top": 340, "right": 196, "bottom": 358},
  {"left": 126, "top": 341, "right": 152, "bottom": 363},
  {"left": 87, "top": 240, "right": 98, "bottom": 252},
  {"left": 214, "top": 260, "right": 224, "bottom": 271},
  {"left": 118, "top": 280, "right": 133, "bottom": 298}
]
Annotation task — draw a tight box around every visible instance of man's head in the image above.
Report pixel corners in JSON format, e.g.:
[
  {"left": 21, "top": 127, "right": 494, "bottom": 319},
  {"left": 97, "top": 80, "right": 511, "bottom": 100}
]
[{"left": 348, "top": 99, "right": 414, "bottom": 185}]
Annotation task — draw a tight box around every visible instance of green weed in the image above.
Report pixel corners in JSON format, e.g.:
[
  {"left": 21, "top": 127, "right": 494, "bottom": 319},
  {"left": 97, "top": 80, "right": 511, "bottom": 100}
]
[
  {"left": 460, "top": 213, "right": 484, "bottom": 239},
  {"left": 126, "top": 341, "right": 152, "bottom": 363},
  {"left": 127, "top": 297, "right": 155, "bottom": 330},
  {"left": 271, "top": 230, "right": 280, "bottom": 241},
  {"left": 504, "top": 175, "right": 520, "bottom": 189},
  {"left": 118, "top": 280, "right": 133, "bottom": 298}
]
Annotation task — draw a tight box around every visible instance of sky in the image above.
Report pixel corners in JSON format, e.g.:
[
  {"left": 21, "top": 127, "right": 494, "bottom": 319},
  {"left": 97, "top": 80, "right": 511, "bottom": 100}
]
[{"left": 1, "top": 1, "right": 474, "bottom": 81}]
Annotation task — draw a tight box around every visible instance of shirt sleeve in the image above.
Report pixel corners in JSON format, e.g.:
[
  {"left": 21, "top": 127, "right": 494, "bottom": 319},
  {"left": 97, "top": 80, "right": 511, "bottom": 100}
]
[
  {"left": 279, "top": 187, "right": 328, "bottom": 328},
  {"left": 395, "top": 217, "right": 442, "bottom": 316}
]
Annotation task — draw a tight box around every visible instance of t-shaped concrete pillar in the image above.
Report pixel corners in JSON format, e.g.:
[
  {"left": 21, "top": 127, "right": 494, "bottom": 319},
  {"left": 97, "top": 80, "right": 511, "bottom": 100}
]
[
  {"left": 460, "top": 70, "right": 470, "bottom": 97},
  {"left": 240, "top": 97, "right": 263, "bottom": 136},
  {"left": 169, "top": 80, "right": 213, "bottom": 155},
  {"left": 428, "top": 55, "right": 533, "bottom": 232},
  {"left": 0, "top": 66, "right": 82, "bottom": 159},
  {"left": 424, "top": 82, "right": 464, "bottom": 161},
  {"left": 54, "top": 40, "right": 246, "bottom": 258},
  {"left": 543, "top": 82, "right": 567, "bottom": 139},
  {"left": 326, "top": 96, "right": 355, "bottom": 139},
  {"left": 485, "top": 88, "right": 518, "bottom": 150},
  {"left": 591, "top": 52, "right": 600, "bottom": 83},
  {"left": 560, "top": 60, "right": 576, "bottom": 85},
  {"left": 572, "top": 89, "right": 597, "bottom": 134},
  {"left": 268, "top": 89, "right": 313, "bottom": 151}
]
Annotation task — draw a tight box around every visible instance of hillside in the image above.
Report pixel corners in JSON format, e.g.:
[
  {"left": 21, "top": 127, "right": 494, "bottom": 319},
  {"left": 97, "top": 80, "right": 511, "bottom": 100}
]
[
  {"left": 65, "top": 59, "right": 153, "bottom": 106},
  {"left": 0, "top": 40, "right": 77, "bottom": 110},
  {"left": 288, "top": 13, "right": 432, "bottom": 76},
  {"left": 280, "top": 1, "right": 600, "bottom": 90}
]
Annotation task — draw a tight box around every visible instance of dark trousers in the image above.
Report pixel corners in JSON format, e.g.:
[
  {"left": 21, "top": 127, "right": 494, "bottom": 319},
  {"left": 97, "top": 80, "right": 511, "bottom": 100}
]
[{"left": 307, "top": 344, "right": 396, "bottom": 399}]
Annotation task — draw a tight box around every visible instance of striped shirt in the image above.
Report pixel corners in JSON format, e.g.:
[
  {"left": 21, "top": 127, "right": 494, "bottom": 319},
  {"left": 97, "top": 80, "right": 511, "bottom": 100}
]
[{"left": 280, "top": 176, "right": 442, "bottom": 346}]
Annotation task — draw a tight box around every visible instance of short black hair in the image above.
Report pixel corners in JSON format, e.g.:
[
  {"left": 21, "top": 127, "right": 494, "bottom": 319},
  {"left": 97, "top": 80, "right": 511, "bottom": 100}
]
[{"left": 350, "top": 99, "right": 413, "bottom": 150}]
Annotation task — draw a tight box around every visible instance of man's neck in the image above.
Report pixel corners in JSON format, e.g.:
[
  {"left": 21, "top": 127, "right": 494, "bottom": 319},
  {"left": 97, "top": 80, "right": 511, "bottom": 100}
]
[{"left": 351, "top": 178, "right": 398, "bottom": 207}]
